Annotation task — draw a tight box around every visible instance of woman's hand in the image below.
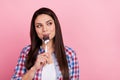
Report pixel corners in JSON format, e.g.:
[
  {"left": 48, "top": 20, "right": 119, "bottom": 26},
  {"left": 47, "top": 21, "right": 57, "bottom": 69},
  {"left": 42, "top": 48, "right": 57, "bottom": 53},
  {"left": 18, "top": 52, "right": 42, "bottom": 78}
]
[
  {"left": 32, "top": 53, "right": 50, "bottom": 71},
  {"left": 22, "top": 53, "right": 51, "bottom": 80}
]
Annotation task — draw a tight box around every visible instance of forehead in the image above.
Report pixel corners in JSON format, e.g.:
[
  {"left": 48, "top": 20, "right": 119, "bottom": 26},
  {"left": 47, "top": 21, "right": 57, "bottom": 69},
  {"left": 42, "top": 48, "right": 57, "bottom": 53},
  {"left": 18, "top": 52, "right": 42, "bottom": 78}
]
[{"left": 35, "top": 14, "right": 54, "bottom": 23}]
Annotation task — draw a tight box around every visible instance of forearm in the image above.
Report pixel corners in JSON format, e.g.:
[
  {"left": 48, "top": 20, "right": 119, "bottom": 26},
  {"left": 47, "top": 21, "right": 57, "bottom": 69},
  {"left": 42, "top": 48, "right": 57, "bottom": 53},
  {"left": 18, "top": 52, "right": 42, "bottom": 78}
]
[{"left": 22, "top": 67, "right": 36, "bottom": 80}]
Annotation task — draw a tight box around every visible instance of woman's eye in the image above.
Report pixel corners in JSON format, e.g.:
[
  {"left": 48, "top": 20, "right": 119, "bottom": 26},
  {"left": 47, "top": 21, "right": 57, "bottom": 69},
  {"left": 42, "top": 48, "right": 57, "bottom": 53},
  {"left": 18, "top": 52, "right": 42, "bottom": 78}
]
[
  {"left": 36, "top": 24, "right": 42, "bottom": 28},
  {"left": 47, "top": 22, "right": 52, "bottom": 26}
]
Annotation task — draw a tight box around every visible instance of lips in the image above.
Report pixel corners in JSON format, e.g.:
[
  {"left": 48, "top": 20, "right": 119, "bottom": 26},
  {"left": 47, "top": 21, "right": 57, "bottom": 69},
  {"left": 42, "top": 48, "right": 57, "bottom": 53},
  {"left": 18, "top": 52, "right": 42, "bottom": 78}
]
[{"left": 43, "top": 34, "right": 49, "bottom": 41}]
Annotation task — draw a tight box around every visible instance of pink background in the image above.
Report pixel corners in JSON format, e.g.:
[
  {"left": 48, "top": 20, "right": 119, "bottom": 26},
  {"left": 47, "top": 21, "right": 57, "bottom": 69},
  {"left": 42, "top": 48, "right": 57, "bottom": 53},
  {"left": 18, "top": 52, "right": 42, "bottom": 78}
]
[{"left": 0, "top": 0, "right": 120, "bottom": 80}]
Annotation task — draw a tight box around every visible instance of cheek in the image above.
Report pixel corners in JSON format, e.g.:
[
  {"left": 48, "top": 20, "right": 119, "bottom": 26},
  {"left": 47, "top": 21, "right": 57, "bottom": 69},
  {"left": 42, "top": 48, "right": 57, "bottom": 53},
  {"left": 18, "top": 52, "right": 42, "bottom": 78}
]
[
  {"left": 36, "top": 29, "right": 43, "bottom": 39},
  {"left": 51, "top": 25, "right": 55, "bottom": 32},
  {"left": 50, "top": 27, "right": 55, "bottom": 37}
]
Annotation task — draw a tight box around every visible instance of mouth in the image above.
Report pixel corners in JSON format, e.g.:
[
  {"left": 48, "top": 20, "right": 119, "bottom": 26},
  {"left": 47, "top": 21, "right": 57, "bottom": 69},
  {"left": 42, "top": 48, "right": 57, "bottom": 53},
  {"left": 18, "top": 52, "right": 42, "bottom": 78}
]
[{"left": 43, "top": 34, "right": 49, "bottom": 41}]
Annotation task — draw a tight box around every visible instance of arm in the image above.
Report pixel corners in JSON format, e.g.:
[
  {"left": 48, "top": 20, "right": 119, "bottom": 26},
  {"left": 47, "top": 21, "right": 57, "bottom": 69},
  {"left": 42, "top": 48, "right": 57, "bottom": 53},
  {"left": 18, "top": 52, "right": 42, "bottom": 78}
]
[
  {"left": 11, "top": 45, "right": 49, "bottom": 80},
  {"left": 11, "top": 46, "right": 35, "bottom": 80},
  {"left": 22, "top": 53, "right": 49, "bottom": 80},
  {"left": 70, "top": 51, "right": 80, "bottom": 80},
  {"left": 65, "top": 46, "right": 80, "bottom": 80},
  {"left": 21, "top": 66, "right": 36, "bottom": 80}
]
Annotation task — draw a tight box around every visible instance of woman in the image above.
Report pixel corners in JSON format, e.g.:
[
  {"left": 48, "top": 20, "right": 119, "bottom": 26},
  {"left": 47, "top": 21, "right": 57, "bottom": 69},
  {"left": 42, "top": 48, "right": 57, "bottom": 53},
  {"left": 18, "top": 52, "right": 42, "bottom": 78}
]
[{"left": 11, "top": 7, "right": 79, "bottom": 80}]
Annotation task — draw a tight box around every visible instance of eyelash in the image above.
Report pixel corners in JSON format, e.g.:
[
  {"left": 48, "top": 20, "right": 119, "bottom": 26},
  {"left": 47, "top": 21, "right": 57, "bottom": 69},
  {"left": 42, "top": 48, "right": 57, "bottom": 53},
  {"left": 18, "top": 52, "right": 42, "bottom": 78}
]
[
  {"left": 35, "top": 22, "right": 52, "bottom": 28},
  {"left": 47, "top": 22, "right": 52, "bottom": 26},
  {"left": 36, "top": 25, "right": 42, "bottom": 28}
]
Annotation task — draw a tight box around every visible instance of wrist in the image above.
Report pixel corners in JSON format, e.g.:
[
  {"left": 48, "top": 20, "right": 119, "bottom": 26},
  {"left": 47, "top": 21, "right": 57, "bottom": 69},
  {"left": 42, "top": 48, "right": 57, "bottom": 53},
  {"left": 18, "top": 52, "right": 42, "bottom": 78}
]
[
  {"left": 22, "top": 67, "right": 36, "bottom": 80},
  {"left": 30, "top": 66, "right": 37, "bottom": 72}
]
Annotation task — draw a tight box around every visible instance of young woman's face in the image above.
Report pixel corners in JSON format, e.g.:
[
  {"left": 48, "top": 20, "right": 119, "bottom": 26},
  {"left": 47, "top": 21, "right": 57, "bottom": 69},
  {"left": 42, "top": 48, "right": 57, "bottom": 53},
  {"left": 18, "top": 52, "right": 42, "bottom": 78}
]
[{"left": 35, "top": 14, "right": 55, "bottom": 41}]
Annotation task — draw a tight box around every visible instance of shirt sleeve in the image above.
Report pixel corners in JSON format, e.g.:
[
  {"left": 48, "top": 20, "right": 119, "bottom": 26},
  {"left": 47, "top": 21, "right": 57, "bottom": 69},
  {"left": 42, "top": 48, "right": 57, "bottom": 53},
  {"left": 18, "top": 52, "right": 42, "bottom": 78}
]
[
  {"left": 70, "top": 50, "right": 80, "bottom": 80},
  {"left": 65, "top": 46, "right": 80, "bottom": 80},
  {"left": 11, "top": 46, "right": 30, "bottom": 80}
]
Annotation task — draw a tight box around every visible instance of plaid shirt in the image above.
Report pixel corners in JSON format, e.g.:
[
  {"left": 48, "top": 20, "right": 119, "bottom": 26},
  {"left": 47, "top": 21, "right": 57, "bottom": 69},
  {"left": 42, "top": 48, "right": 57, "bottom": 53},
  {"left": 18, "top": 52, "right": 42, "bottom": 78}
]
[{"left": 11, "top": 45, "right": 79, "bottom": 80}]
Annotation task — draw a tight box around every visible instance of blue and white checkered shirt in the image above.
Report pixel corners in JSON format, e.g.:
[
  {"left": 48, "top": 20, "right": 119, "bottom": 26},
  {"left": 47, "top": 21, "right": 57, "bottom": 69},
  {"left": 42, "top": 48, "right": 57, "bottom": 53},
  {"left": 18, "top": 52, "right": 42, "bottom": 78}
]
[{"left": 11, "top": 45, "right": 80, "bottom": 80}]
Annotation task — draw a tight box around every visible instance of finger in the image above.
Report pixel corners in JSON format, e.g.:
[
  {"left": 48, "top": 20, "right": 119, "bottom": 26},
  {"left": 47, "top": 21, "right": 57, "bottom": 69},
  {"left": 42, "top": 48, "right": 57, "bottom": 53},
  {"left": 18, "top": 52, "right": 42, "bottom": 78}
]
[
  {"left": 41, "top": 53, "right": 49, "bottom": 58},
  {"left": 39, "top": 56, "right": 47, "bottom": 64},
  {"left": 37, "top": 54, "right": 49, "bottom": 65}
]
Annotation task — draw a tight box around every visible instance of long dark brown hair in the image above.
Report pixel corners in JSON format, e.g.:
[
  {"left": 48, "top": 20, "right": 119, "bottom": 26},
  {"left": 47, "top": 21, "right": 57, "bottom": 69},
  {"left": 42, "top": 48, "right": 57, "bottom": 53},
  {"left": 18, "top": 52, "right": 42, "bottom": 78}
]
[{"left": 25, "top": 7, "right": 69, "bottom": 80}]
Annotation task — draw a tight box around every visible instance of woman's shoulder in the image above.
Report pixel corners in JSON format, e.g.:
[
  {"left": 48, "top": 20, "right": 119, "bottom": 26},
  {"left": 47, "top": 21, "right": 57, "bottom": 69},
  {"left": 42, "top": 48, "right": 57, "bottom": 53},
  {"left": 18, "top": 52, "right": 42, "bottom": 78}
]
[
  {"left": 20, "top": 45, "right": 31, "bottom": 54},
  {"left": 64, "top": 46, "right": 76, "bottom": 57}
]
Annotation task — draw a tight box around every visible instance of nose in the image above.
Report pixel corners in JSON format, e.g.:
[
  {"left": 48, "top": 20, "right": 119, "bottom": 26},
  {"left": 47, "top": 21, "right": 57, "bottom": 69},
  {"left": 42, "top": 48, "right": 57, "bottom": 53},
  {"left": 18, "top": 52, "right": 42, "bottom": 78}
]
[{"left": 42, "top": 25, "right": 47, "bottom": 32}]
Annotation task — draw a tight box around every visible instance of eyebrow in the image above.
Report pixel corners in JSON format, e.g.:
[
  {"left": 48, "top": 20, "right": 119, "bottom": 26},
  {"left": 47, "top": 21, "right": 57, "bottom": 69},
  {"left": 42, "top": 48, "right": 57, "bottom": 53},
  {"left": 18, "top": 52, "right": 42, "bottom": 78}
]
[
  {"left": 46, "top": 20, "right": 53, "bottom": 23},
  {"left": 35, "top": 19, "right": 53, "bottom": 25}
]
